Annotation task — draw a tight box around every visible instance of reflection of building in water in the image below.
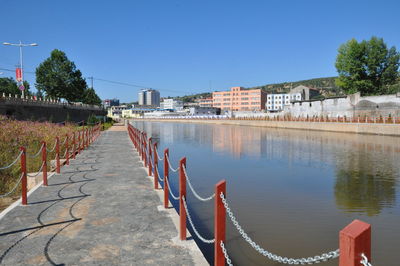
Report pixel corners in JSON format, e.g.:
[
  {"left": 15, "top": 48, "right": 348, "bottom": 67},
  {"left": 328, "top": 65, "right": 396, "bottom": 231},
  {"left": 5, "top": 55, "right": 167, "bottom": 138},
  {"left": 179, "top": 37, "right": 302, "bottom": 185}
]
[{"left": 211, "top": 125, "right": 262, "bottom": 158}]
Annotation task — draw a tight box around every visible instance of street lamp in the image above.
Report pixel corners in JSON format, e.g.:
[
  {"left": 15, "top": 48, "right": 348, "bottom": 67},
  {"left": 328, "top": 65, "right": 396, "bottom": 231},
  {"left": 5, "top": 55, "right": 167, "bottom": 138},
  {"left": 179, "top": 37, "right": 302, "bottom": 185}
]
[{"left": 3, "top": 41, "right": 38, "bottom": 98}]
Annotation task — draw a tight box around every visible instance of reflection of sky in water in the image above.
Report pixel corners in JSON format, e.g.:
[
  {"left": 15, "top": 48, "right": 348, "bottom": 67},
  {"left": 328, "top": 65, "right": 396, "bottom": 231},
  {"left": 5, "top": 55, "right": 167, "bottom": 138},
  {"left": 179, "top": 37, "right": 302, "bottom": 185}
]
[{"left": 134, "top": 121, "right": 400, "bottom": 266}]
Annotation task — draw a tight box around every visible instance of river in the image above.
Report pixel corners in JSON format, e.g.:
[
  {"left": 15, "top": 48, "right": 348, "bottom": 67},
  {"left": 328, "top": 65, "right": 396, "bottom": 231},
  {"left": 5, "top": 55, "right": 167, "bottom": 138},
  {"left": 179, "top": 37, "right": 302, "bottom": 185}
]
[{"left": 133, "top": 121, "right": 400, "bottom": 266}]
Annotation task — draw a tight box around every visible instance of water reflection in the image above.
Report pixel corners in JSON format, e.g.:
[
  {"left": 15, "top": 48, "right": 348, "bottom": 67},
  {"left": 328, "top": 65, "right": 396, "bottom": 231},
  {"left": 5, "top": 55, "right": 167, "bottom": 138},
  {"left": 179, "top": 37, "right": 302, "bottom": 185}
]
[
  {"left": 133, "top": 121, "right": 400, "bottom": 265},
  {"left": 136, "top": 121, "right": 400, "bottom": 215}
]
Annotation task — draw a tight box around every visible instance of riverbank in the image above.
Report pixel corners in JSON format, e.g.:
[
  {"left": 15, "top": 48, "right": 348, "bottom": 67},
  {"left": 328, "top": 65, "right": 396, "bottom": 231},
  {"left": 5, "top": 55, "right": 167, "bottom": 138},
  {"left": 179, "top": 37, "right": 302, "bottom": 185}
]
[{"left": 133, "top": 119, "right": 400, "bottom": 136}]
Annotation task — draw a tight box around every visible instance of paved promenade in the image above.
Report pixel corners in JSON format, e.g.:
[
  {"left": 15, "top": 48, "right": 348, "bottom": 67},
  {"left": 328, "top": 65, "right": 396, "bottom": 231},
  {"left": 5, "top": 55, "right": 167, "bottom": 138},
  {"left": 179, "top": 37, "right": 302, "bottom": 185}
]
[{"left": 0, "top": 126, "right": 205, "bottom": 265}]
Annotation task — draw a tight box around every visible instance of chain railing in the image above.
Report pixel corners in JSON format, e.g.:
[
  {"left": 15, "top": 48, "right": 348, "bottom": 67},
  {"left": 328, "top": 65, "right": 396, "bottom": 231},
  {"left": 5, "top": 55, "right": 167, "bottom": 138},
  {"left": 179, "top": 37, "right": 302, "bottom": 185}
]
[
  {"left": 220, "top": 241, "right": 233, "bottom": 266},
  {"left": 182, "top": 165, "right": 215, "bottom": 202},
  {"left": 27, "top": 162, "right": 45, "bottom": 177},
  {"left": 155, "top": 148, "right": 163, "bottom": 161},
  {"left": 127, "top": 123, "right": 374, "bottom": 266},
  {"left": 0, "top": 173, "right": 24, "bottom": 198},
  {"left": 46, "top": 140, "right": 57, "bottom": 153},
  {"left": 164, "top": 173, "right": 180, "bottom": 200},
  {"left": 27, "top": 143, "right": 44, "bottom": 158},
  {"left": 220, "top": 192, "right": 340, "bottom": 264},
  {"left": 0, "top": 150, "right": 23, "bottom": 170},
  {"left": 182, "top": 196, "right": 215, "bottom": 244},
  {"left": 360, "top": 254, "right": 372, "bottom": 266},
  {"left": 165, "top": 154, "right": 180, "bottom": 172}
]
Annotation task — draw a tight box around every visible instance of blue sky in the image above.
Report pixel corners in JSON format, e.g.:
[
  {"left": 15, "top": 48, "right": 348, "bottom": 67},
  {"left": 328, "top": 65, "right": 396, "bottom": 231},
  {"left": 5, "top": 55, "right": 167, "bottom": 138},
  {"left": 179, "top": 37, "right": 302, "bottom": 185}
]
[{"left": 1, "top": 0, "right": 399, "bottom": 102}]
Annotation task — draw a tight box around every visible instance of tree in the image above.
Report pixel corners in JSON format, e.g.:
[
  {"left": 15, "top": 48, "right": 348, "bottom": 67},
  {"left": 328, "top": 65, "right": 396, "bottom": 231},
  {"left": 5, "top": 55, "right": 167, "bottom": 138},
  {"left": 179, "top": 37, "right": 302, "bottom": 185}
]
[
  {"left": 335, "top": 37, "right": 400, "bottom": 95},
  {"left": 83, "top": 88, "right": 102, "bottom": 105},
  {"left": 35, "top": 49, "right": 87, "bottom": 102},
  {"left": 0, "top": 77, "right": 31, "bottom": 96}
]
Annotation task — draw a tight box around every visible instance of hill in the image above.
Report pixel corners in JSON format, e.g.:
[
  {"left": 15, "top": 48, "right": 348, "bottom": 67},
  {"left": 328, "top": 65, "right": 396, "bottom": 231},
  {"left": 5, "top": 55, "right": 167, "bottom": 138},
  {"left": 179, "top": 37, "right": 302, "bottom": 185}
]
[{"left": 247, "top": 77, "right": 343, "bottom": 97}]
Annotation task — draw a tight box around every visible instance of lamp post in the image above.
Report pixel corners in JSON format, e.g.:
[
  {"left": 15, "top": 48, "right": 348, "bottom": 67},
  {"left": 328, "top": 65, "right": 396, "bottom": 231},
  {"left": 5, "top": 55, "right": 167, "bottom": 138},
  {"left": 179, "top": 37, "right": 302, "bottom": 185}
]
[{"left": 3, "top": 41, "right": 38, "bottom": 98}]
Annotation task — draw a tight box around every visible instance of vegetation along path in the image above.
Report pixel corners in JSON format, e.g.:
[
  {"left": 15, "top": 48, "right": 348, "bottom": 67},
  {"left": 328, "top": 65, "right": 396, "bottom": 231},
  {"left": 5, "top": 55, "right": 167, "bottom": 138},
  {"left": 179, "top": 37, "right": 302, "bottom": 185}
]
[{"left": 0, "top": 125, "right": 203, "bottom": 265}]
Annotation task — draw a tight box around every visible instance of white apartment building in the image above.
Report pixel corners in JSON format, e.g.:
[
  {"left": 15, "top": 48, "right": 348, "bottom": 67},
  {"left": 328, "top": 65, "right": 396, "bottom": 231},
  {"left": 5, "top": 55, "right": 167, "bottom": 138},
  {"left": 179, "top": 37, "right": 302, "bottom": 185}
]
[
  {"left": 138, "top": 89, "right": 160, "bottom": 106},
  {"left": 266, "top": 93, "right": 302, "bottom": 111},
  {"left": 160, "top": 99, "right": 183, "bottom": 111}
]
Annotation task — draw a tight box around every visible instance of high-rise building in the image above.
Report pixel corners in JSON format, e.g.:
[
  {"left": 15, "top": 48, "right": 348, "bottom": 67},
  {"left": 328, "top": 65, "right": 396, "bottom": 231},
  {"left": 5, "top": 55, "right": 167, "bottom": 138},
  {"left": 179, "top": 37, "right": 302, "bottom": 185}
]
[{"left": 138, "top": 89, "right": 160, "bottom": 106}]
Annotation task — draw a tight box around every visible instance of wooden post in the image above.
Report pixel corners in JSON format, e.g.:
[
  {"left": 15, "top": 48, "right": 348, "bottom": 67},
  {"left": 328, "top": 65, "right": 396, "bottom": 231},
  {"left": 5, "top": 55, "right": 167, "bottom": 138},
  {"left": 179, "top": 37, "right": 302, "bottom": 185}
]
[
  {"left": 65, "top": 134, "right": 69, "bottom": 165},
  {"left": 164, "top": 148, "right": 169, "bottom": 208},
  {"left": 42, "top": 141, "right": 48, "bottom": 186},
  {"left": 56, "top": 137, "right": 60, "bottom": 174},
  {"left": 153, "top": 142, "right": 159, "bottom": 189},
  {"left": 339, "top": 219, "right": 371, "bottom": 266},
  {"left": 215, "top": 180, "right": 226, "bottom": 266},
  {"left": 20, "top": 147, "right": 27, "bottom": 205},
  {"left": 179, "top": 157, "right": 187, "bottom": 240}
]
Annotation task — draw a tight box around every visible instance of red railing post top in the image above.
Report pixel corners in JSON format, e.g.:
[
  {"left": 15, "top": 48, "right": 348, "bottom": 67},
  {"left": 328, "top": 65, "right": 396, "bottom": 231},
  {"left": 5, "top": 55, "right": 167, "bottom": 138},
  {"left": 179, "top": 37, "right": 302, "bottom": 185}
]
[
  {"left": 164, "top": 148, "right": 169, "bottom": 153},
  {"left": 340, "top": 219, "right": 371, "bottom": 238},
  {"left": 41, "top": 140, "right": 46, "bottom": 145},
  {"left": 20, "top": 146, "right": 26, "bottom": 152},
  {"left": 153, "top": 142, "right": 158, "bottom": 147},
  {"left": 179, "top": 157, "right": 186, "bottom": 165},
  {"left": 56, "top": 136, "right": 60, "bottom": 141},
  {"left": 216, "top": 180, "right": 227, "bottom": 190}
]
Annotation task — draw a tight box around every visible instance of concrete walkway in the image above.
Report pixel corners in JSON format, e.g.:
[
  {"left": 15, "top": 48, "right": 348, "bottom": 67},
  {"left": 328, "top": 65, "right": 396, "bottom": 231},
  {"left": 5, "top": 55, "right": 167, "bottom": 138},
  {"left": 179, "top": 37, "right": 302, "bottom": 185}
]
[{"left": 0, "top": 128, "right": 206, "bottom": 265}]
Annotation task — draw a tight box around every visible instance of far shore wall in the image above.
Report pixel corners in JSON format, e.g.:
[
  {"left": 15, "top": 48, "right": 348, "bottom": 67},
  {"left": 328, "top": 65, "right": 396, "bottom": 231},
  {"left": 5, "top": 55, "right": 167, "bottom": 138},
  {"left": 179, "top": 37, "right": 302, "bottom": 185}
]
[
  {"left": 131, "top": 119, "right": 400, "bottom": 137},
  {"left": 283, "top": 92, "right": 400, "bottom": 118},
  {"left": 0, "top": 99, "right": 106, "bottom": 123}
]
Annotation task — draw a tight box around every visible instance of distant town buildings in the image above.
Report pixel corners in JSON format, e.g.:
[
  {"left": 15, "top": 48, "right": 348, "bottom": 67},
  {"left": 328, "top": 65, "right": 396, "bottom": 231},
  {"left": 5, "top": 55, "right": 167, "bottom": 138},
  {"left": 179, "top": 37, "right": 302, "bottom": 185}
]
[
  {"left": 138, "top": 89, "right": 160, "bottom": 106},
  {"left": 160, "top": 98, "right": 184, "bottom": 111},
  {"left": 212, "top": 87, "right": 266, "bottom": 112},
  {"left": 189, "top": 106, "right": 221, "bottom": 116},
  {"left": 266, "top": 93, "right": 302, "bottom": 111},
  {"left": 195, "top": 97, "right": 213, "bottom": 107},
  {"left": 103, "top": 98, "right": 120, "bottom": 108}
]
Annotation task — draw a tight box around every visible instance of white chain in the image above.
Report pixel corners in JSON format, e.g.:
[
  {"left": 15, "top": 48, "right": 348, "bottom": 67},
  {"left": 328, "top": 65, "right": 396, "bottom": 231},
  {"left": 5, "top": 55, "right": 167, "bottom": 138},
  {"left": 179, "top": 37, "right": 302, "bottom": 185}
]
[
  {"left": 155, "top": 148, "right": 163, "bottom": 161},
  {"left": 0, "top": 173, "right": 24, "bottom": 198},
  {"left": 220, "top": 192, "right": 340, "bottom": 264},
  {"left": 155, "top": 165, "right": 164, "bottom": 182},
  {"left": 165, "top": 175, "right": 180, "bottom": 200},
  {"left": 0, "top": 151, "right": 23, "bottom": 170},
  {"left": 61, "top": 136, "right": 68, "bottom": 145},
  {"left": 27, "top": 143, "right": 44, "bottom": 158},
  {"left": 360, "top": 254, "right": 372, "bottom": 266},
  {"left": 165, "top": 154, "right": 179, "bottom": 172},
  {"left": 220, "top": 241, "right": 233, "bottom": 266},
  {"left": 27, "top": 162, "right": 46, "bottom": 177},
  {"left": 182, "top": 165, "right": 215, "bottom": 202},
  {"left": 46, "top": 140, "right": 57, "bottom": 152},
  {"left": 182, "top": 196, "right": 215, "bottom": 244}
]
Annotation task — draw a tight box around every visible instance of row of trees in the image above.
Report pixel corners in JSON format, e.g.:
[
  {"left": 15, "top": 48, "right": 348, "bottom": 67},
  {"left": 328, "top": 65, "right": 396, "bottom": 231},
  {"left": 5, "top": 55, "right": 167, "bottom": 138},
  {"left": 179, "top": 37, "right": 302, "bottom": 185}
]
[
  {"left": 35, "top": 49, "right": 101, "bottom": 105},
  {"left": 0, "top": 49, "right": 102, "bottom": 105},
  {"left": 335, "top": 36, "right": 400, "bottom": 95}
]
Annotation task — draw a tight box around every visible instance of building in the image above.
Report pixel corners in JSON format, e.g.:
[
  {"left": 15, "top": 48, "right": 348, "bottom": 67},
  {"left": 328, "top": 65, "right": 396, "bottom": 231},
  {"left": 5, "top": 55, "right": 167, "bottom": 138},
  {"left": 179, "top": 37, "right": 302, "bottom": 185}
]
[
  {"left": 103, "top": 98, "right": 120, "bottom": 108},
  {"left": 189, "top": 106, "right": 221, "bottom": 115},
  {"left": 195, "top": 98, "right": 213, "bottom": 107},
  {"left": 138, "top": 89, "right": 160, "bottom": 106},
  {"left": 160, "top": 99, "right": 184, "bottom": 111},
  {"left": 107, "top": 105, "right": 128, "bottom": 119},
  {"left": 212, "top": 87, "right": 266, "bottom": 112},
  {"left": 290, "top": 85, "right": 320, "bottom": 101},
  {"left": 266, "top": 93, "right": 302, "bottom": 111}
]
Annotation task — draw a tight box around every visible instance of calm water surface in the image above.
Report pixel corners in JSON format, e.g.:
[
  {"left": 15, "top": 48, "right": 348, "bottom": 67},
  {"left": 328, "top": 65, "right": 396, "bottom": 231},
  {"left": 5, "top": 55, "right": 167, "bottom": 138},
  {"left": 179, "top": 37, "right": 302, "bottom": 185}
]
[{"left": 133, "top": 121, "right": 400, "bottom": 266}]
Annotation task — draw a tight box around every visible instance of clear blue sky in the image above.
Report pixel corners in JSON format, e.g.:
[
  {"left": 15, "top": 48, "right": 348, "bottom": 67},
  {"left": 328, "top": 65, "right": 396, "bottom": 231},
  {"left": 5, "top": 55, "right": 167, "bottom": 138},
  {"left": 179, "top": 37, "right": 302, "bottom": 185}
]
[{"left": 1, "top": 0, "right": 399, "bottom": 102}]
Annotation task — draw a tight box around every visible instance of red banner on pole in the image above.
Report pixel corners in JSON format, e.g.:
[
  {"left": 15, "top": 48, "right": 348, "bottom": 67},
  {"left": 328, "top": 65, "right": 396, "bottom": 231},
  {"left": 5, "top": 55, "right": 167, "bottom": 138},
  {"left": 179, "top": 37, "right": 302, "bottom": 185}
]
[{"left": 16, "top": 68, "right": 22, "bottom": 82}]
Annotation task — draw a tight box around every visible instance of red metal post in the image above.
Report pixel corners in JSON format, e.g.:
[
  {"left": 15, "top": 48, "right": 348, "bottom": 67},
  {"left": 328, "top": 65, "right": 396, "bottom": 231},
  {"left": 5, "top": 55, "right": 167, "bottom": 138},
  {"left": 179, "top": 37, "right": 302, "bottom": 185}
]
[
  {"left": 20, "top": 147, "right": 27, "bottom": 205},
  {"left": 78, "top": 131, "right": 81, "bottom": 154},
  {"left": 72, "top": 132, "right": 76, "bottom": 159},
  {"left": 153, "top": 142, "right": 159, "bottom": 189},
  {"left": 86, "top": 128, "right": 89, "bottom": 148},
  {"left": 164, "top": 148, "right": 169, "bottom": 208},
  {"left": 56, "top": 136, "right": 60, "bottom": 174},
  {"left": 65, "top": 134, "right": 69, "bottom": 165},
  {"left": 179, "top": 157, "right": 187, "bottom": 240},
  {"left": 42, "top": 141, "right": 48, "bottom": 186},
  {"left": 215, "top": 180, "right": 226, "bottom": 266},
  {"left": 148, "top": 137, "right": 153, "bottom": 176},
  {"left": 339, "top": 219, "right": 371, "bottom": 266}
]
